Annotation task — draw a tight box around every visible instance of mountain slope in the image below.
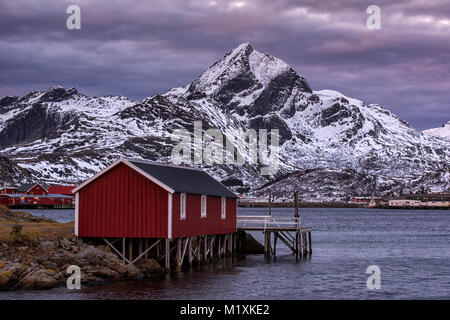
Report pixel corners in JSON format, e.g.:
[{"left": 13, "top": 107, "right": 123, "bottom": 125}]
[
  {"left": 423, "top": 121, "right": 450, "bottom": 141},
  {"left": 0, "top": 43, "right": 448, "bottom": 197}
]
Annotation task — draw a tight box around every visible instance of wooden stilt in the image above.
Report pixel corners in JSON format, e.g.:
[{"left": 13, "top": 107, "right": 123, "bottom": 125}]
[
  {"left": 156, "top": 240, "right": 160, "bottom": 259},
  {"left": 223, "top": 235, "right": 227, "bottom": 257},
  {"left": 204, "top": 236, "right": 208, "bottom": 262},
  {"left": 197, "top": 237, "right": 202, "bottom": 262},
  {"left": 139, "top": 239, "right": 143, "bottom": 257},
  {"left": 268, "top": 191, "right": 272, "bottom": 216},
  {"left": 303, "top": 233, "right": 308, "bottom": 256},
  {"left": 308, "top": 231, "right": 312, "bottom": 255},
  {"left": 165, "top": 238, "right": 170, "bottom": 272},
  {"left": 176, "top": 238, "right": 182, "bottom": 272},
  {"left": 188, "top": 237, "right": 193, "bottom": 267},
  {"left": 264, "top": 232, "right": 270, "bottom": 257},
  {"left": 104, "top": 238, "right": 132, "bottom": 264},
  {"left": 122, "top": 237, "right": 125, "bottom": 263},
  {"left": 145, "top": 239, "right": 149, "bottom": 259},
  {"left": 233, "top": 233, "right": 236, "bottom": 253},
  {"left": 210, "top": 236, "right": 214, "bottom": 259},
  {"left": 273, "top": 232, "right": 278, "bottom": 257},
  {"left": 128, "top": 238, "right": 133, "bottom": 262}
]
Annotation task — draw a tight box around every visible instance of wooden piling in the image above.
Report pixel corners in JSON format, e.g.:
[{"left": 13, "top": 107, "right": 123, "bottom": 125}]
[
  {"left": 176, "top": 238, "right": 182, "bottom": 272},
  {"left": 308, "top": 231, "right": 312, "bottom": 255},
  {"left": 294, "top": 190, "right": 299, "bottom": 218},
  {"left": 122, "top": 238, "right": 125, "bottom": 264},
  {"left": 165, "top": 238, "right": 170, "bottom": 272},
  {"left": 268, "top": 191, "right": 272, "bottom": 216},
  {"left": 188, "top": 237, "right": 193, "bottom": 267},
  {"left": 128, "top": 238, "right": 133, "bottom": 262},
  {"left": 210, "top": 236, "right": 214, "bottom": 259}
]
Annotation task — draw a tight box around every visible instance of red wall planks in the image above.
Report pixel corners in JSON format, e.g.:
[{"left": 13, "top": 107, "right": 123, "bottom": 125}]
[
  {"left": 171, "top": 193, "right": 237, "bottom": 238},
  {"left": 78, "top": 162, "right": 169, "bottom": 238}
]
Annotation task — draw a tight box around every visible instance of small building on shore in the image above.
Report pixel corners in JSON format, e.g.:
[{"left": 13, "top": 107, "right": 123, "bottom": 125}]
[
  {"left": 0, "top": 194, "right": 74, "bottom": 207},
  {"left": 72, "top": 157, "right": 238, "bottom": 238},
  {"left": 16, "top": 183, "right": 48, "bottom": 196},
  {"left": 0, "top": 186, "right": 17, "bottom": 194},
  {"left": 389, "top": 193, "right": 450, "bottom": 207},
  {"left": 72, "top": 157, "right": 238, "bottom": 270}
]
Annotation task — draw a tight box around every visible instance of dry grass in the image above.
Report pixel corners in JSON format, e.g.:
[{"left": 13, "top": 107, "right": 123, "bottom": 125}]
[{"left": 0, "top": 205, "right": 74, "bottom": 242}]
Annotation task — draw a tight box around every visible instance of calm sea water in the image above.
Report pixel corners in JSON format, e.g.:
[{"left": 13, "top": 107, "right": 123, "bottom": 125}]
[{"left": 2, "top": 207, "right": 449, "bottom": 300}]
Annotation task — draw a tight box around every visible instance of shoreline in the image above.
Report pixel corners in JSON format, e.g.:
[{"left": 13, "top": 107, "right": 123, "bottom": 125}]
[
  {"left": 237, "top": 202, "right": 450, "bottom": 210},
  {"left": 0, "top": 205, "right": 264, "bottom": 292},
  {"left": 0, "top": 205, "right": 165, "bottom": 291}
]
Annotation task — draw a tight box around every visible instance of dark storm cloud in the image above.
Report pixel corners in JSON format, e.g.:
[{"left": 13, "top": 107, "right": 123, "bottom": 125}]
[{"left": 0, "top": 0, "right": 448, "bottom": 130}]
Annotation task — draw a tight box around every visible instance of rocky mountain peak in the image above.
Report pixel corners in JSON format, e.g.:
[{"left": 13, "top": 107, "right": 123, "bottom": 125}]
[{"left": 185, "top": 43, "right": 312, "bottom": 119}]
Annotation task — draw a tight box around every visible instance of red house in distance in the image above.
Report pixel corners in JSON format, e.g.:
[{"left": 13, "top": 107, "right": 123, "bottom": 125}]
[
  {"left": 16, "top": 183, "right": 47, "bottom": 195},
  {"left": 72, "top": 157, "right": 238, "bottom": 271}
]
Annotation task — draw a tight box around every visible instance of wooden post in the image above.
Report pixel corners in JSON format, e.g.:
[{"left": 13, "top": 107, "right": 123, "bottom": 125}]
[
  {"left": 197, "top": 236, "right": 202, "bottom": 263},
  {"left": 268, "top": 191, "right": 272, "bottom": 216},
  {"left": 303, "top": 233, "right": 308, "bottom": 256},
  {"left": 145, "top": 239, "right": 149, "bottom": 259},
  {"left": 294, "top": 190, "right": 299, "bottom": 218},
  {"left": 264, "top": 232, "right": 270, "bottom": 257},
  {"left": 223, "top": 235, "right": 227, "bottom": 257},
  {"left": 210, "top": 236, "right": 214, "bottom": 259},
  {"left": 165, "top": 238, "right": 170, "bottom": 272},
  {"left": 273, "top": 232, "right": 278, "bottom": 258},
  {"left": 295, "top": 232, "right": 299, "bottom": 259},
  {"left": 122, "top": 237, "right": 125, "bottom": 264},
  {"left": 128, "top": 238, "right": 133, "bottom": 262},
  {"left": 308, "top": 231, "right": 312, "bottom": 255},
  {"left": 229, "top": 233, "right": 233, "bottom": 254},
  {"left": 188, "top": 237, "right": 192, "bottom": 267},
  {"left": 139, "top": 239, "right": 143, "bottom": 258},
  {"left": 176, "top": 238, "right": 182, "bottom": 272},
  {"left": 204, "top": 235, "right": 208, "bottom": 262}
]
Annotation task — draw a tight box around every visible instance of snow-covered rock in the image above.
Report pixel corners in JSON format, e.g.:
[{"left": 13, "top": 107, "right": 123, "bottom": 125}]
[{"left": 423, "top": 121, "right": 450, "bottom": 141}]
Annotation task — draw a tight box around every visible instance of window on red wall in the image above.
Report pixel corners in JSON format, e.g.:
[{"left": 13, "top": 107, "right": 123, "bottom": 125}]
[
  {"left": 201, "top": 195, "right": 207, "bottom": 218},
  {"left": 180, "top": 193, "right": 186, "bottom": 220},
  {"left": 221, "top": 197, "right": 226, "bottom": 219}
]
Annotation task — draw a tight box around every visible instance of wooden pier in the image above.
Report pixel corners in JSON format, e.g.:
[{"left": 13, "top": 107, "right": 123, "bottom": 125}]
[
  {"left": 237, "top": 215, "right": 312, "bottom": 259},
  {"left": 102, "top": 233, "right": 237, "bottom": 272}
]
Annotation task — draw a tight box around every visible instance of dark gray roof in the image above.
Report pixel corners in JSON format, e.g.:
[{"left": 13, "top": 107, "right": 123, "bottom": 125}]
[
  {"left": 17, "top": 183, "right": 36, "bottom": 192},
  {"left": 129, "top": 159, "right": 238, "bottom": 198}
]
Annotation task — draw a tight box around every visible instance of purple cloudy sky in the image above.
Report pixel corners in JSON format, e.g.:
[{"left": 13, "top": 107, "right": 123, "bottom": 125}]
[{"left": 0, "top": 0, "right": 449, "bottom": 130}]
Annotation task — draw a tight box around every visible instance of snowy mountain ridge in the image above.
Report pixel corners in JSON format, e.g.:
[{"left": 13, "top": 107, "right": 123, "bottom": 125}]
[
  {"left": 423, "top": 121, "right": 450, "bottom": 141},
  {"left": 0, "top": 43, "right": 448, "bottom": 199}
]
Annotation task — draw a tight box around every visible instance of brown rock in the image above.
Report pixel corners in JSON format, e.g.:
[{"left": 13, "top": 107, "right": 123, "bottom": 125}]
[
  {"left": 17, "top": 268, "right": 58, "bottom": 290},
  {"left": 135, "top": 258, "right": 164, "bottom": 276},
  {"left": 0, "top": 261, "right": 26, "bottom": 289}
]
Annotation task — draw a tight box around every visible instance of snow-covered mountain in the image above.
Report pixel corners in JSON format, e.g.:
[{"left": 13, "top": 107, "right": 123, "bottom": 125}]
[
  {"left": 423, "top": 121, "right": 450, "bottom": 141},
  {"left": 0, "top": 43, "right": 449, "bottom": 198}
]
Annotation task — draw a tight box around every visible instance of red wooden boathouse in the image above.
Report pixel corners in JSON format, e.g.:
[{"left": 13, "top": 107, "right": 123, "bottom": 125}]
[{"left": 72, "top": 157, "right": 238, "bottom": 270}]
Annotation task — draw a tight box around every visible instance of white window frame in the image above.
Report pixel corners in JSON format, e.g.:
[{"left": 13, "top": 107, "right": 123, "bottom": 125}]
[
  {"left": 221, "top": 197, "right": 226, "bottom": 219},
  {"left": 180, "top": 193, "right": 186, "bottom": 220},
  {"left": 201, "top": 195, "right": 207, "bottom": 218}
]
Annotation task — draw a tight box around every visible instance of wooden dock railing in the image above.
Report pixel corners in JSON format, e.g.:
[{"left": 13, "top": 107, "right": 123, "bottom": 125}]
[
  {"left": 237, "top": 215, "right": 311, "bottom": 258},
  {"left": 236, "top": 215, "right": 301, "bottom": 231}
]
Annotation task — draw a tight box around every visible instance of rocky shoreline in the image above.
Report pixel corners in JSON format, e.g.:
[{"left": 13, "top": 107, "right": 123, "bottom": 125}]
[
  {"left": 0, "top": 205, "right": 264, "bottom": 291},
  {"left": 0, "top": 205, "right": 165, "bottom": 291},
  {"left": 0, "top": 236, "right": 165, "bottom": 291}
]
